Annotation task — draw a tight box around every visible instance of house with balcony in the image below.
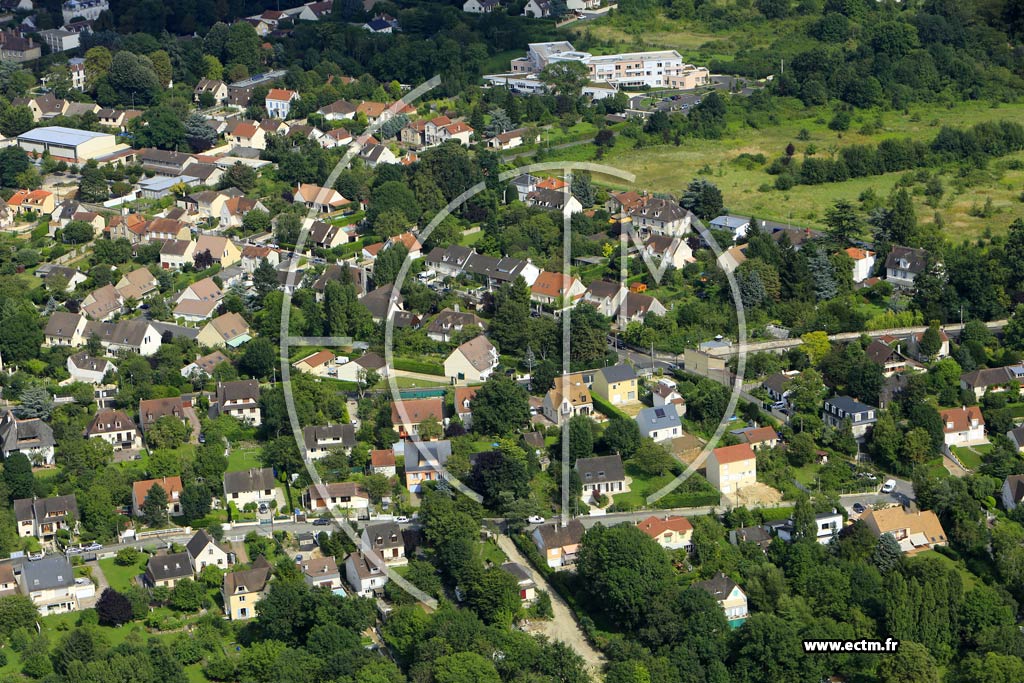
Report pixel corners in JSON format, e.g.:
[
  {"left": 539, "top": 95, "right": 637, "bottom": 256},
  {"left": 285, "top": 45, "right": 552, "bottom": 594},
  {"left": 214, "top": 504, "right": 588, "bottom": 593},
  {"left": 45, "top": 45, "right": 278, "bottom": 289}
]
[
  {"left": 884, "top": 246, "right": 928, "bottom": 289},
  {"left": 14, "top": 495, "right": 78, "bottom": 540},
  {"left": 216, "top": 380, "right": 261, "bottom": 426},
  {"left": 694, "top": 572, "right": 748, "bottom": 627},
  {"left": 861, "top": 506, "right": 947, "bottom": 555},
  {"left": 85, "top": 409, "right": 141, "bottom": 451},
  {"left": 637, "top": 515, "right": 693, "bottom": 550},
  {"left": 299, "top": 556, "right": 343, "bottom": 591},
  {"left": 531, "top": 520, "right": 585, "bottom": 569}
]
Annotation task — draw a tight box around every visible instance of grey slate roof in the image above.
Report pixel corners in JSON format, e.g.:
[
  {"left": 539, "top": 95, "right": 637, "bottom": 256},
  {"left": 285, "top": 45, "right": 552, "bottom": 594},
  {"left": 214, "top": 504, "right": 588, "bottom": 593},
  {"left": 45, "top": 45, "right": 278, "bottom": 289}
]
[
  {"left": 362, "top": 522, "right": 403, "bottom": 551},
  {"left": 636, "top": 405, "right": 680, "bottom": 432},
  {"left": 534, "top": 520, "right": 585, "bottom": 549},
  {"left": 223, "top": 467, "right": 276, "bottom": 495},
  {"left": 146, "top": 552, "right": 193, "bottom": 582},
  {"left": 402, "top": 440, "right": 452, "bottom": 473},
  {"left": 575, "top": 454, "right": 625, "bottom": 484},
  {"left": 302, "top": 423, "right": 356, "bottom": 450},
  {"left": 599, "top": 364, "right": 636, "bottom": 384},
  {"left": 21, "top": 556, "right": 74, "bottom": 591},
  {"left": 0, "top": 411, "right": 55, "bottom": 455},
  {"left": 693, "top": 571, "right": 740, "bottom": 600}
]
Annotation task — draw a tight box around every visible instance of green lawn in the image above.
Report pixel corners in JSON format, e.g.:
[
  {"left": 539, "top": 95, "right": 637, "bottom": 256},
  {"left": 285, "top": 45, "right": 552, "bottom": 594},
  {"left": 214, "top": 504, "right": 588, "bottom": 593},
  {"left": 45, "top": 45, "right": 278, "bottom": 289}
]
[
  {"left": 98, "top": 557, "right": 144, "bottom": 591},
  {"left": 545, "top": 98, "right": 1024, "bottom": 241},
  {"left": 460, "top": 229, "right": 484, "bottom": 246},
  {"left": 791, "top": 463, "right": 820, "bottom": 487},
  {"left": 950, "top": 446, "right": 985, "bottom": 470},
  {"left": 227, "top": 446, "right": 262, "bottom": 472},
  {"left": 475, "top": 539, "right": 508, "bottom": 567},
  {"left": 612, "top": 462, "right": 679, "bottom": 509}
]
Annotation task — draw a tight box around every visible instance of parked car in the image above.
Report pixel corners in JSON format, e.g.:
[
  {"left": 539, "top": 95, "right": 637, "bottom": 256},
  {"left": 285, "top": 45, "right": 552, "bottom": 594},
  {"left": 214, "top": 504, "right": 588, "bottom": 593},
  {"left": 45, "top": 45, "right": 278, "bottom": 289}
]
[
  {"left": 84, "top": 542, "right": 102, "bottom": 551},
  {"left": 312, "top": 517, "right": 331, "bottom": 526},
  {"left": 881, "top": 479, "right": 897, "bottom": 494},
  {"left": 852, "top": 503, "right": 866, "bottom": 514},
  {"left": 528, "top": 515, "right": 546, "bottom": 525},
  {"left": 394, "top": 516, "right": 410, "bottom": 524}
]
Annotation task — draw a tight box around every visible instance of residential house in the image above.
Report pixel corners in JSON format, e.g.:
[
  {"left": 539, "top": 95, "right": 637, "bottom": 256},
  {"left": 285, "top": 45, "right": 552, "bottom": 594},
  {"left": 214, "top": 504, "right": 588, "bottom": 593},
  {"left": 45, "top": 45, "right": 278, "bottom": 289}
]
[
  {"left": 845, "top": 247, "right": 876, "bottom": 284},
  {"left": 194, "top": 235, "right": 242, "bottom": 268},
  {"left": 66, "top": 352, "right": 114, "bottom": 385},
  {"left": 299, "top": 556, "right": 343, "bottom": 591},
  {"left": 85, "top": 409, "right": 140, "bottom": 451},
  {"left": 486, "top": 127, "right": 537, "bottom": 150},
  {"left": 910, "top": 328, "right": 950, "bottom": 361},
  {"left": 464, "top": 0, "right": 500, "bottom": 11},
  {"left": 145, "top": 552, "right": 192, "bottom": 588},
  {"left": 526, "top": 188, "right": 583, "bottom": 214},
  {"left": 293, "top": 183, "right": 350, "bottom": 213},
  {"left": 500, "top": 562, "right": 536, "bottom": 605},
  {"left": 303, "top": 482, "right": 369, "bottom": 513},
  {"left": 542, "top": 374, "right": 593, "bottom": 425},
  {"left": 635, "top": 405, "right": 682, "bottom": 443},
  {"left": 137, "top": 396, "right": 185, "bottom": 434},
  {"left": 115, "top": 267, "right": 158, "bottom": 302},
  {"left": 593, "top": 364, "right": 639, "bottom": 406},
  {"left": 44, "top": 311, "right": 88, "bottom": 348},
  {"left": 652, "top": 377, "right": 685, "bottom": 409},
  {"left": 196, "top": 312, "right": 251, "bottom": 348},
  {"left": 0, "top": 565, "right": 16, "bottom": 597},
  {"left": 36, "top": 264, "right": 87, "bottom": 292},
  {"left": 454, "top": 386, "right": 479, "bottom": 429},
  {"left": 694, "top": 572, "right": 748, "bottom": 626},
  {"left": 132, "top": 476, "right": 184, "bottom": 518},
  {"left": 222, "top": 557, "right": 272, "bottom": 620},
  {"left": 186, "top": 529, "right": 230, "bottom": 572},
  {"left": 583, "top": 280, "right": 626, "bottom": 318},
  {"left": 444, "top": 335, "right": 499, "bottom": 383},
  {"left": 864, "top": 339, "right": 909, "bottom": 378},
  {"left": 637, "top": 515, "right": 693, "bottom": 550},
  {"left": 86, "top": 319, "right": 161, "bottom": 357},
  {"left": 619, "top": 292, "right": 667, "bottom": 325},
  {"left": 884, "top": 246, "right": 929, "bottom": 288},
  {"left": 391, "top": 397, "right": 443, "bottom": 439},
  {"left": 180, "top": 351, "right": 230, "bottom": 379},
  {"left": 293, "top": 350, "right": 336, "bottom": 377},
  {"left": 359, "top": 143, "right": 398, "bottom": 167},
  {"left": 216, "top": 380, "right": 261, "bottom": 426},
  {"left": 642, "top": 234, "right": 694, "bottom": 269},
  {"left": 159, "top": 239, "right": 196, "bottom": 270},
  {"left": 425, "top": 245, "right": 475, "bottom": 278},
  {"left": 371, "top": 449, "right": 396, "bottom": 477},
  {"left": 427, "top": 307, "right": 485, "bottom": 342},
  {"left": 317, "top": 99, "right": 357, "bottom": 120},
  {"left": 307, "top": 219, "right": 354, "bottom": 249},
  {"left": 321, "top": 127, "right": 353, "bottom": 148},
  {"left": 226, "top": 121, "right": 266, "bottom": 150},
  {"left": 861, "top": 506, "right": 947, "bottom": 555},
  {"left": 530, "top": 271, "right": 585, "bottom": 311},
  {"left": 138, "top": 148, "right": 195, "bottom": 177},
  {"left": 0, "top": 410, "right": 55, "bottom": 464},
  {"left": 402, "top": 440, "right": 452, "bottom": 492},
  {"left": 1009, "top": 426, "right": 1024, "bottom": 453},
  {"left": 265, "top": 88, "right": 298, "bottom": 118},
  {"left": 822, "top": 396, "right": 877, "bottom": 439},
  {"left": 361, "top": 522, "right": 406, "bottom": 566},
  {"left": 939, "top": 405, "right": 987, "bottom": 447},
  {"left": 575, "top": 454, "right": 627, "bottom": 501},
  {"left": 81, "top": 284, "right": 123, "bottom": 321},
  {"left": 388, "top": 232, "right": 422, "bottom": 260},
  {"left": 334, "top": 351, "right": 389, "bottom": 382},
  {"left": 223, "top": 468, "right": 276, "bottom": 508},
  {"left": 960, "top": 365, "right": 1024, "bottom": 400},
  {"left": 709, "top": 215, "right": 750, "bottom": 241},
  {"left": 631, "top": 197, "right": 691, "bottom": 237},
  {"left": 173, "top": 277, "right": 223, "bottom": 322},
  {"left": 302, "top": 423, "right": 356, "bottom": 459},
  {"left": 14, "top": 495, "right": 78, "bottom": 540},
  {"left": 20, "top": 556, "right": 86, "bottom": 615},
  {"left": 240, "top": 246, "right": 280, "bottom": 273},
  {"left": 776, "top": 510, "right": 844, "bottom": 545},
  {"left": 737, "top": 426, "right": 777, "bottom": 451},
  {"left": 531, "top": 520, "right": 585, "bottom": 569},
  {"left": 706, "top": 443, "right": 757, "bottom": 496},
  {"left": 194, "top": 78, "right": 228, "bottom": 105},
  {"left": 344, "top": 551, "right": 388, "bottom": 598},
  {"left": 762, "top": 372, "right": 795, "bottom": 405},
  {"left": 1001, "top": 474, "right": 1024, "bottom": 511}
]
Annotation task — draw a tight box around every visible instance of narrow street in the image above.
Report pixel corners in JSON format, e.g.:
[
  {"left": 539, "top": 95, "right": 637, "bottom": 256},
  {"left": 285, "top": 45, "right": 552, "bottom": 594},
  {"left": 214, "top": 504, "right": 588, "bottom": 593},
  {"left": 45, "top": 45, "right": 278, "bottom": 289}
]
[{"left": 496, "top": 535, "right": 605, "bottom": 677}]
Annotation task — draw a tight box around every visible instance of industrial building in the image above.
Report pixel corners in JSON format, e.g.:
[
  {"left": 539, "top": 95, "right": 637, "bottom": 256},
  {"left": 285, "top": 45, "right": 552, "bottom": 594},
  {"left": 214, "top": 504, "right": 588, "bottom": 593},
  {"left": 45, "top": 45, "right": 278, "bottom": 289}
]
[{"left": 16, "top": 126, "right": 128, "bottom": 164}]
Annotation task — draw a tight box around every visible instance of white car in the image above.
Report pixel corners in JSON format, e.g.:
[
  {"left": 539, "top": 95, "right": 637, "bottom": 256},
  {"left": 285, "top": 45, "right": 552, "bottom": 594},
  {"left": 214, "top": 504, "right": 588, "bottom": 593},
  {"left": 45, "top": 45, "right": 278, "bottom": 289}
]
[
  {"left": 881, "top": 479, "right": 897, "bottom": 494},
  {"left": 84, "top": 542, "right": 103, "bottom": 551},
  {"left": 394, "top": 516, "right": 410, "bottom": 524},
  {"left": 528, "top": 515, "right": 546, "bottom": 525}
]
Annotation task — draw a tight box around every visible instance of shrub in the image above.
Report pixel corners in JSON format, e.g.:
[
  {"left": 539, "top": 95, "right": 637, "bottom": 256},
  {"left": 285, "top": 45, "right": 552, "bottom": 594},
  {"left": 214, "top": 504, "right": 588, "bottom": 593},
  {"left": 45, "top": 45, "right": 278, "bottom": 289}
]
[{"left": 114, "top": 547, "right": 141, "bottom": 566}]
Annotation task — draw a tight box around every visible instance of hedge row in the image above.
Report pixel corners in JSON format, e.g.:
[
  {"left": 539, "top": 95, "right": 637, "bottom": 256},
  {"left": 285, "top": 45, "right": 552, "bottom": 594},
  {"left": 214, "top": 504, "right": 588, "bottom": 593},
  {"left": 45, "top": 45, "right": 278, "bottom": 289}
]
[
  {"left": 591, "top": 393, "right": 629, "bottom": 421},
  {"left": 393, "top": 358, "right": 445, "bottom": 376}
]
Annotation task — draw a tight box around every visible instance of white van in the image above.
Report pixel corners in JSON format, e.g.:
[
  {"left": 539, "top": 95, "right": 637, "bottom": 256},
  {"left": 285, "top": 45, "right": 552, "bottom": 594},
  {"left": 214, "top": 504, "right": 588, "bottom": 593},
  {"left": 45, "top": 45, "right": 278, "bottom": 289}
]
[{"left": 881, "top": 479, "right": 896, "bottom": 494}]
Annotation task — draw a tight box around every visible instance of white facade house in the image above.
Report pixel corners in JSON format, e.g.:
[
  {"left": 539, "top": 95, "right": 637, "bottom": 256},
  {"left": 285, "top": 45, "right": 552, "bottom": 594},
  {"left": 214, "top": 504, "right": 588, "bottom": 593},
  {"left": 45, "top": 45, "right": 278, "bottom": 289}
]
[{"left": 845, "top": 247, "right": 876, "bottom": 284}]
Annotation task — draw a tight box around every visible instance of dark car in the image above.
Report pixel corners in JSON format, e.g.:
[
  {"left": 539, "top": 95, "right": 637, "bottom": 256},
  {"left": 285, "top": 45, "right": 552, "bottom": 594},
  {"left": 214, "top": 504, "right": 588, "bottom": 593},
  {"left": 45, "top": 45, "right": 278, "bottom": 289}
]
[
  {"left": 312, "top": 517, "right": 331, "bottom": 526},
  {"left": 852, "top": 503, "right": 866, "bottom": 514}
]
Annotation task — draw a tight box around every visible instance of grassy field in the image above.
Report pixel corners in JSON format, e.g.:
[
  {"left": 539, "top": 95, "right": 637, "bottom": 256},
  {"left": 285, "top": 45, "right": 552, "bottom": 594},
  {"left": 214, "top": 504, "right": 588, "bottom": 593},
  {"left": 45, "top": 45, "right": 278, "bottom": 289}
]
[
  {"left": 552, "top": 99, "right": 1024, "bottom": 241},
  {"left": 227, "top": 446, "right": 262, "bottom": 472},
  {"left": 475, "top": 538, "right": 508, "bottom": 567},
  {"left": 98, "top": 556, "right": 144, "bottom": 591}
]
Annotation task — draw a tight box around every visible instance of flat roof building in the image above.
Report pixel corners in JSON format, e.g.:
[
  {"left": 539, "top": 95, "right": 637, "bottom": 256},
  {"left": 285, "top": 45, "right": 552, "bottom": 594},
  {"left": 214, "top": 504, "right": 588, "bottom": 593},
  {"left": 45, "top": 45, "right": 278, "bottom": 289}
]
[{"left": 17, "top": 126, "right": 127, "bottom": 163}]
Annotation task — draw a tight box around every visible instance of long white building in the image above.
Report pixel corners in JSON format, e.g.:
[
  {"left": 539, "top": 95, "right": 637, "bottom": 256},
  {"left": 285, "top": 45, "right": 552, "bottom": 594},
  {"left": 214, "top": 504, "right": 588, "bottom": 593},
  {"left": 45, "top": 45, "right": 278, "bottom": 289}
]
[{"left": 506, "top": 42, "right": 709, "bottom": 90}]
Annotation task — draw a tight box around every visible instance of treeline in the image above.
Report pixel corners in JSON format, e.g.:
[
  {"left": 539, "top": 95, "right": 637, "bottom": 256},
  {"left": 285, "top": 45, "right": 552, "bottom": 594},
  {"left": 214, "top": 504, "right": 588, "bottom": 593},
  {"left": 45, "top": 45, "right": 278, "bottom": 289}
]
[{"left": 771, "top": 119, "right": 1024, "bottom": 189}]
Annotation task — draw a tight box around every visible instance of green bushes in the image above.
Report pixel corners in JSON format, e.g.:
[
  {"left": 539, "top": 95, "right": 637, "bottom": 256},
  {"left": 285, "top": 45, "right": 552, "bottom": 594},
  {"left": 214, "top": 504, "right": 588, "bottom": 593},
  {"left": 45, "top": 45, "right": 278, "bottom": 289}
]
[
  {"left": 393, "top": 358, "right": 445, "bottom": 376},
  {"left": 591, "top": 393, "right": 628, "bottom": 420}
]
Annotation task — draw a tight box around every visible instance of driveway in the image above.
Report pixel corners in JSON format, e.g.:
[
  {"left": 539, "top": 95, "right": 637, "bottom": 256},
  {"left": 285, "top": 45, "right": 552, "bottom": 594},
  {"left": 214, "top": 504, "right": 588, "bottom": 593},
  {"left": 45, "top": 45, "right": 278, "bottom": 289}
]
[
  {"left": 496, "top": 535, "right": 605, "bottom": 675},
  {"left": 183, "top": 406, "right": 202, "bottom": 444}
]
